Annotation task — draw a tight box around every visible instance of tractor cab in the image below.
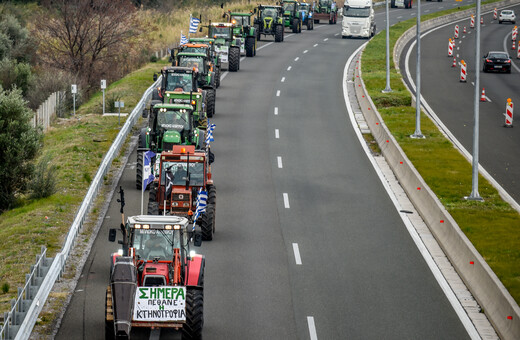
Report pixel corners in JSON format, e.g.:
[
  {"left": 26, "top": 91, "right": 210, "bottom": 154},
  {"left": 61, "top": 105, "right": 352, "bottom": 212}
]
[{"left": 208, "top": 23, "right": 234, "bottom": 41}]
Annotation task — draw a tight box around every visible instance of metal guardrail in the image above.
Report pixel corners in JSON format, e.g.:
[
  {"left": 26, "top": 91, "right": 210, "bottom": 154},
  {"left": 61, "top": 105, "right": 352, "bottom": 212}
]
[{"left": 0, "top": 77, "right": 161, "bottom": 340}]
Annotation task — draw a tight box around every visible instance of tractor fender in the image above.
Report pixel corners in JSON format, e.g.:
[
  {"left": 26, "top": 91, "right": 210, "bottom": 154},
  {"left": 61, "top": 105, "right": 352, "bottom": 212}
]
[{"left": 185, "top": 254, "right": 205, "bottom": 287}]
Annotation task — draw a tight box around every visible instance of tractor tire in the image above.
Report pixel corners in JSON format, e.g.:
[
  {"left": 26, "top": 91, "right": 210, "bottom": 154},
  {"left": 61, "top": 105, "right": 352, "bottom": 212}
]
[
  {"left": 314, "top": 19, "right": 319, "bottom": 24},
  {"left": 299, "top": 20, "right": 302, "bottom": 32},
  {"left": 311, "top": 20, "right": 314, "bottom": 30},
  {"left": 148, "top": 201, "right": 159, "bottom": 215},
  {"left": 136, "top": 151, "right": 143, "bottom": 190},
  {"left": 208, "top": 148, "right": 215, "bottom": 164},
  {"left": 292, "top": 18, "right": 299, "bottom": 33},
  {"left": 391, "top": 0, "right": 396, "bottom": 8},
  {"left": 307, "top": 20, "right": 311, "bottom": 30},
  {"left": 206, "top": 89, "right": 216, "bottom": 118},
  {"left": 182, "top": 289, "right": 203, "bottom": 340},
  {"left": 275, "top": 25, "right": 284, "bottom": 42},
  {"left": 207, "top": 184, "right": 217, "bottom": 205},
  {"left": 199, "top": 203, "right": 215, "bottom": 241},
  {"left": 246, "top": 36, "right": 255, "bottom": 57},
  {"left": 215, "top": 67, "right": 221, "bottom": 89},
  {"left": 149, "top": 186, "right": 157, "bottom": 202},
  {"left": 229, "top": 47, "right": 240, "bottom": 72},
  {"left": 254, "top": 24, "right": 261, "bottom": 41}
]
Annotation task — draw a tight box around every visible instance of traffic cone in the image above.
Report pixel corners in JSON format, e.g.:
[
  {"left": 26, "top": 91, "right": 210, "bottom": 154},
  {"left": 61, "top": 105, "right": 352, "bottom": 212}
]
[
  {"left": 493, "top": 8, "right": 497, "bottom": 20},
  {"left": 460, "top": 60, "right": 467, "bottom": 82},
  {"left": 480, "top": 17, "right": 484, "bottom": 25},
  {"left": 480, "top": 88, "right": 486, "bottom": 102},
  {"left": 505, "top": 98, "right": 513, "bottom": 127},
  {"left": 513, "top": 40, "right": 516, "bottom": 50},
  {"left": 448, "top": 38, "right": 453, "bottom": 56},
  {"left": 452, "top": 57, "right": 457, "bottom": 67}
]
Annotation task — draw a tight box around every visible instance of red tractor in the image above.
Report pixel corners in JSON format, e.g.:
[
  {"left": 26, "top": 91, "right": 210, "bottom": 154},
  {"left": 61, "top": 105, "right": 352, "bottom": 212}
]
[
  {"left": 148, "top": 145, "right": 216, "bottom": 241},
  {"left": 105, "top": 214, "right": 204, "bottom": 339}
]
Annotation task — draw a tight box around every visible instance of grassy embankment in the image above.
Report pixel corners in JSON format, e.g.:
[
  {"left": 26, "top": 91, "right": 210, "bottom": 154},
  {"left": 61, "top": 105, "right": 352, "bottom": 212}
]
[
  {"left": 361, "top": 0, "right": 520, "bottom": 304},
  {"left": 0, "top": 0, "right": 272, "bottom": 317}
]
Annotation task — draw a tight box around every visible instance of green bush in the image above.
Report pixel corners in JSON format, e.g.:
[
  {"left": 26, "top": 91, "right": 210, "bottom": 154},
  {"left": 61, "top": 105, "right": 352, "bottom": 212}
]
[{"left": 29, "top": 155, "right": 57, "bottom": 199}]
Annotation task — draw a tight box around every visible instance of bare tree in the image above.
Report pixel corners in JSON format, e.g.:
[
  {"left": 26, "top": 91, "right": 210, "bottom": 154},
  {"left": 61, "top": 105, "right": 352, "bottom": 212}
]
[{"left": 35, "top": 0, "right": 141, "bottom": 90}]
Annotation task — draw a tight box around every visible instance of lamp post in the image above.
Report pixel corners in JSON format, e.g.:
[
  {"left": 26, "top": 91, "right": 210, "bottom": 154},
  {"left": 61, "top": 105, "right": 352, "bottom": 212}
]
[
  {"left": 382, "top": 0, "right": 392, "bottom": 93},
  {"left": 411, "top": 0, "right": 424, "bottom": 139}
]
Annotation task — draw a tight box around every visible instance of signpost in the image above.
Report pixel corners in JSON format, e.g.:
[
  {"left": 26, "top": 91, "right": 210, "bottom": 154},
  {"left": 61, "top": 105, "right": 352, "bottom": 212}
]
[
  {"left": 101, "top": 79, "right": 107, "bottom": 115},
  {"left": 71, "top": 84, "right": 77, "bottom": 116},
  {"left": 115, "top": 100, "right": 124, "bottom": 125}
]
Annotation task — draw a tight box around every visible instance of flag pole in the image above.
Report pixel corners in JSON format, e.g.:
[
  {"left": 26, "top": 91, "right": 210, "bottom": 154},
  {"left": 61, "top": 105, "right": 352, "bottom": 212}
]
[{"left": 141, "top": 152, "right": 145, "bottom": 215}]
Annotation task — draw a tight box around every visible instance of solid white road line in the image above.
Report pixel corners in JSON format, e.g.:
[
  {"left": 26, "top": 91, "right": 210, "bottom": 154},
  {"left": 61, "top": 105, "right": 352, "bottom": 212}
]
[
  {"left": 274, "top": 107, "right": 279, "bottom": 115},
  {"left": 277, "top": 156, "right": 283, "bottom": 168},
  {"left": 292, "top": 243, "right": 302, "bottom": 265},
  {"left": 295, "top": 57, "right": 300, "bottom": 61},
  {"left": 283, "top": 193, "right": 290, "bottom": 208},
  {"left": 287, "top": 66, "right": 292, "bottom": 71},
  {"left": 307, "top": 316, "right": 318, "bottom": 340},
  {"left": 281, "top": 77, "right": 286, "bottom": 82},
  {"left": 276, "top": 90, "right": 281, "bottom": 96},
  {"left": 275, "top": 129, "right": 279, "bottom": 139}
]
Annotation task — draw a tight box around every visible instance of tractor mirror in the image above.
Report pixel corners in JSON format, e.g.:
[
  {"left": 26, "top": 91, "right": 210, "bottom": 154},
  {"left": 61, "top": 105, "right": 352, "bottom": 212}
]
[
  {"left": 199, "top": 27, "right": 203, "bottom": 32},
  {"left": 108, "top": 228, "right": 117, "bottom": 242},
  {"left": 193, "top": 231, "right": 203, "bottom": 247},
  {"left": 142, "top": 108, "right": 148, "bottom": 118},
  {"left": 153, "top": 73, "right": 158, "bottom": 81},
  {"left": 220, "top": 3, "right": 224, "bottom": 8},
  {"left": 254, "top": 8, "right": 257, "bottom": 13}
]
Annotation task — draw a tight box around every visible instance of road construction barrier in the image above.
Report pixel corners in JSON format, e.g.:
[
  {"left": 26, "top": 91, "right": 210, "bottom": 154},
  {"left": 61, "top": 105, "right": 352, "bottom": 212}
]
[
  {"left": 460, "top": 60, "right": 467, "bottom": 82},
  {"left": 480, "top": 88, "right": 486, "bottom": 102},
  {"left": 448, "top": 38, "right": 454, "bottom": 56},
  {"left": 505, "top": 98, "right": 513, "bottom": 127},
  {"left": 471, "top": 15, "right": 475, "bottom": 28},
  {"left": 463, "top": 26, "right": 467, "bottom": 33},
  {"left": 454, "top": 25, "right": 459, "bottom": 38},
  {"left": 452, "top": 57, "right": 457, "bottom": 67},
  {"left": 513, "top": 26, "right": 518, "bottom": 41},
  {"left": 494, "top": 8, "right": 498, "bottom": 20},
  {"left": 517, "top": 46, "right": 520, "bottom": 59},
  {"left": 481, "top": 16, "right": 484, "bottom": 25},
  {"left": 513, "top": 40, "right": 516, "bottom": 50}
]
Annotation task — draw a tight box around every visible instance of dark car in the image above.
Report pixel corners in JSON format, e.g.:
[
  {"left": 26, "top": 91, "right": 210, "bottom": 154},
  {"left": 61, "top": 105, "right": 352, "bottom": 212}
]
[{"left": 483, "top": 51, "right": 512, "bottom": 73}]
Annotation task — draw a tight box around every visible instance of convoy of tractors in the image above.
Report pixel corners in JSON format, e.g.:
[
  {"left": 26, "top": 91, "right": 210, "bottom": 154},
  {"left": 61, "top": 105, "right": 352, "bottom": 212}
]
[{"left": 105, "top": 1, "right": 339, "bottom": 339}]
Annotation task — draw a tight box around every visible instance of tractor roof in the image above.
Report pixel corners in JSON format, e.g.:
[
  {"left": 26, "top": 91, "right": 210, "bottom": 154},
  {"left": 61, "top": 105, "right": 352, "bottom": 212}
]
[
  {"left": 283, "top": 0, "right": 299, "bottom": 3},
  {"left": 127, "top": 215, "right": 189, "bottom": 230},
  {"left": 161, "top": 145, "right": 206, "bottom": 160},
  {"left": 178, "top": 52, "right": 207, "bottom": 58},
  {"left": 153, "top": 103, "right": 194, "bottom": 110},
  {"left": 211, "top": 22, "right": 234, "bottom": 27},
  {"left": 182, "top": 43, "right": 210, "bottom": 48},
  {"left": 229, "top": 12, "right": 253, "bottom": 16},
  {"left": 259, "top": 5, "right": 283, "bottom": 9},
  {"left": 163, "top": 66, "right": 195, "bottom": 74},
  {"left": 190, "top": 37, "right": 215, "bottom": 43}
]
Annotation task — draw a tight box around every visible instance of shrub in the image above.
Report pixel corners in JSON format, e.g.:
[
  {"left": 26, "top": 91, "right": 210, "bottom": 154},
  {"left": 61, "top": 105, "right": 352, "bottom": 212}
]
[{"left": 29, "top": 155, "right": 57, "bottom": 199}]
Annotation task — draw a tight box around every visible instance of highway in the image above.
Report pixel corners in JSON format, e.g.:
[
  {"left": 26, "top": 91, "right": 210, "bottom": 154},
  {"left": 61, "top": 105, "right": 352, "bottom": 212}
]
[
  {"left": 56, "top": 1, "right": 477, "bottom": 339},
  {"left": 404, "top": 2, "right": 520, "bottom": 202}
]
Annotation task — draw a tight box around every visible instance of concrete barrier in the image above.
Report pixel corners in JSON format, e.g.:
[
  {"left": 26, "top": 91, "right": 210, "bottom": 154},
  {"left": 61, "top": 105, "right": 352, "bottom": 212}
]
[{"left": 357, "top": 2, "right": 520, "bottom": 337}]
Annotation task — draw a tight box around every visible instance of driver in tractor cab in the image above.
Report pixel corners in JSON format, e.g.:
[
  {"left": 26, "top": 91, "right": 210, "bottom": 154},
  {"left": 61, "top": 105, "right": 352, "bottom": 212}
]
[
  {"left": 173, "top": 165, "right": 186, "bottom": 184},
  {"left": 144, "top": 232, "right": 170, "bottom": 260},
  {"left": 263, "top": 8, "right": 276, "bottom": 19},
  {"left": 166, "top": 75, "right": 190, "bottom": 92}
]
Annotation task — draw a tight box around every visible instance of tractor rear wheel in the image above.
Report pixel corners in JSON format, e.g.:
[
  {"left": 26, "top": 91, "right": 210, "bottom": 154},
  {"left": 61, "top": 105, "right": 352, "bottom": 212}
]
[
  {"left": 215, "top": 67, "right": 221, "bottom": 89},
  {"left": 229, "top": 47, "right": 240, "bottom": 72},
  {"left": 148, "top": 200, "right": 159, "bottom": 215},
  {"left": 206, "top": 89, "right": 215, "bottom": 118},
  {"left": 136, "top": 151, "right": 143, "bottom": 190},
  {"left": 182, "top": 289, "right": 203, "bottom": 340},
  {"left": 292, "top": 18, "right": 299, "bottom": 33},
  {"left": 254, "top": 24, "right": 261, "bottom": 41},
  {"left": 207, "top": 184, "right": 216, "bottom": 205},
  {"left": 199, "top": 203, "right": 215, "bottom": 241},
  {"left": 275, "top": 25, "right": 283, "bottom": 42},
  {"left": 245, "top": 36, "right": 255, "bottom": 57}
]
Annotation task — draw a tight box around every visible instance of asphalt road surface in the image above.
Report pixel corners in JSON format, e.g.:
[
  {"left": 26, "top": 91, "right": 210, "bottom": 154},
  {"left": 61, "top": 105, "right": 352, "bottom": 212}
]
[
  {"left": 56, "top": 2, "right": 477, "bottom": 339},
  {"left": 404, "top": 2, "right": 520, "bottom": 202}
]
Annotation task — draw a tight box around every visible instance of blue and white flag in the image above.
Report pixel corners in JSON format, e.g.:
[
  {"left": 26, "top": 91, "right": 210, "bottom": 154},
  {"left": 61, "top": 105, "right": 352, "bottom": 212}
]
[
  {"left": 205, "top": 123, "right": 215, "bottom": 144},
  {"left": 189, "top": 16, "right": 201, "bottom": 34},
  {"left": 180, "top": 33, "right": 189, "bottom": 45},
  {"left": 142, "top": 151, "right": 156, "bottom": 192},
  {"left": 192, "top": 188, "right": 208, "bottom": 228}
]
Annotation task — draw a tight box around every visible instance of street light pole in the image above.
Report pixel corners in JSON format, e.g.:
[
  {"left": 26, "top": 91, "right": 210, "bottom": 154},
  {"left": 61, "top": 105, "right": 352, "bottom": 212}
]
[
  {"left": 382, "top": 0, "right": 392, "bottom": 93},
  {"left": 411, "top": 0, "right": 424, "bottom": 139},
  {"left": 468, "top": 0, "right": 483, "bottom": 200}
]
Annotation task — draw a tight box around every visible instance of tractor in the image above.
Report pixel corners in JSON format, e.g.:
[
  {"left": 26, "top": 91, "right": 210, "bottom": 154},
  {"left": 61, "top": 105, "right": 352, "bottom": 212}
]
[
  {"left": 148, "top": 145, "right": 216, "bottom": 241},
  {"left": 136, "top": 102, "right": 205, "bottom": 190},
  {"left": 299, "top": 2, "right": 314, "bottom": 30},
  {"left": 224, "top": 11, "right": 257, "bottom": 57},
  {"left": 205, "top": 22, "right": 241, "bottom": 72},
  {"left": 282, "top": 0, "right": 303, "bottom": 33},
  {"left": 253, "top": 5, "right": 285, "bottom": 42},
  {"left": 105, "top": 213, "right": 205, "bottom": 339},
  {"left": 176, "top": 42, "right": 221, "bottom": 89},
  {"left": 188, "top": 38, "right": 222, "bottom": 88},
  {"left": 313, "top": 0, "right": 338, "bottom": 24}
]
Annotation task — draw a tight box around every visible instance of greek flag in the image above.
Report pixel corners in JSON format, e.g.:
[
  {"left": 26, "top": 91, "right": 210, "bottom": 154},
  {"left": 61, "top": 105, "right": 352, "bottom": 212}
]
[
  {"left": 189, "top": 16, "right": 201, "bottom": 34},
  {"left": 142, "top": 151, "right": 156, "bottom": 192},
  {"left": 180, "top": 33, "right": 189, "bottom": 45},
  {"left": 192, "top": 189, "right": 208, "bottom": 228},
  {"left": 205, "top": 123, "right": 215, "bottom": 144}
]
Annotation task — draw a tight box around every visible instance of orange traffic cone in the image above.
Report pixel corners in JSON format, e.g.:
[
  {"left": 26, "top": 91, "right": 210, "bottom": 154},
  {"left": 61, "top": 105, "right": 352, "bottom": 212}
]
[
  {"left": 513, "top": 41, "right": 516, "bottom": 50},
  {"left": 452, "top": 57, "right": 457, "bottom": 67},
  {"left": 480, "top": 88, "right": 486, "bottom": 102}
]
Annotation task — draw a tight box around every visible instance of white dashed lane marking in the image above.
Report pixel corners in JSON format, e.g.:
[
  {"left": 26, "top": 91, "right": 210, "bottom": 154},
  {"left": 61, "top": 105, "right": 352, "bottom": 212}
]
[
  {"left": 275, "top": 129, "right": 279, "bottom": 139},
  {"left": 292, "top": 243, "right": 302, "bottom": 265},
  {"left": 281, "top": 77, "right": 285, "bottom": 82},
  {"left": 276, "top": 90, "right": 280, "bottom": 96},
  {"left": 274, "top": 107, "right": 278, "bottom": 115},
  {"left": 287, "top": 66, "right": 292, "bottom": 71},
  {"left": 277, "top": 156, "right": 283, "bottom": 168},
  {"left": 283, "top": 193, "right": 290, "bottom": 208}
]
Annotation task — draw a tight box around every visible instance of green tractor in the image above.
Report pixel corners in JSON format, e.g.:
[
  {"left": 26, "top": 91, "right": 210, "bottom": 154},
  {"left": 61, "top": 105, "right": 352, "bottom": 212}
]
[
  {"left": 206, "top": 22, "right": 241, "bottom": 72},
  {"left": 299, "top": 2, "right": 314, "bottom": 30},
  {"left": 282, "top": 0, "right": 303, "bottom": 33},
  {"left": 253, "top": 5, "right": 285, "bottom": 42},
  {"left": 225, "top": 11, "right": 257, "bottom": 57},
  {"left": 313, "top": 0, "right": 337, "bottom": 24},
  {"left": 136, "top": 103, "right": 206, "bottom": 190},
  {"left": 188, "top": 37, "right": 222, "bottom": 88}
]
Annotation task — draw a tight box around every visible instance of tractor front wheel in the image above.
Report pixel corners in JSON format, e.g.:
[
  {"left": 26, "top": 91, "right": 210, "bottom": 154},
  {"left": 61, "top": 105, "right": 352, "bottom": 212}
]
[
  {"left": 182, "top": 289, "right": 203, "bottom": 340},
  {"left": 206, "top": 89, "right": 215, "bottom": 118},
  {"left": 229, "top": 47, "right": 240, "bottom": 72},
  {"left": 215, "top": 67, "right": 221, "bottom": 89},
  {"left": 199, "top": 203, "right": 215, "bottom": 241},
  {"left": 245, "top": 36, "right": 255, "bottom": 57},
  {"left": 254, "top": 24, "right": 261, "bottom": 41},
  {"left": 275, "top": 25, "right": 284, "bottom": 42},
  {"left": 292, "top": 18, "right": 300, "bottom": 33}
]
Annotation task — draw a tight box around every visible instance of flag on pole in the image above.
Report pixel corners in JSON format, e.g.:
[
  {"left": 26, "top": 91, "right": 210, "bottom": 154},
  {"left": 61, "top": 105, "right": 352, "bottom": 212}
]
[
  {"left": 192, "top": 188, "right": 208, "bottom": 228},
  {"left": 205, "top": 123, "right": 215, "bottom": 144},
  {"left": 189, "top": 16, "right": 201, "bottom": 34},
  {"left": 142, "top": 151, "right": 156, "bottom": 192},
  {"left": 165, "top": 167, "right": 174, "bottom": 198},
  {"left": 180, "top": 33, "right": 189, "bottom": 45}
]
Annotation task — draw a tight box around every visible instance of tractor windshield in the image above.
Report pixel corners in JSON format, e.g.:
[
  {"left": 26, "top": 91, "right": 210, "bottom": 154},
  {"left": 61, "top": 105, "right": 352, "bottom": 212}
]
[
  {"left": 320, "top": 0, "right": 331, "bottom": 6},
  {"left": 179, "top": 56, "right": 205, "bottom": 72},
  {"left": 166, "top": 72, "right": 193, "bottom": 92},
  {"left": 157, "top": 110, "right": 189, "bottom": 131},
  {"left": 183, "top": 46, "right": 207, "bottom": 54},
  {"left": 343, "top": 6, "right": 370, "bottom": 17},
  {"left": 262, "top": 8, "right": 278, "bottom": 18},
  {"left": 161, "top": 161, "right": 205, "bottom": 186},
  {"left": 232, "top": 15, "right": 250, "bottom": 26},
  {"left": 209, "top": 26, "right": 232, "bottom": 39},
  {"left": 133, "top": 229, "right": 177, "bottom": 261},
  {"left": 283, "top": 3, "right": 295, "bottom": 12}
]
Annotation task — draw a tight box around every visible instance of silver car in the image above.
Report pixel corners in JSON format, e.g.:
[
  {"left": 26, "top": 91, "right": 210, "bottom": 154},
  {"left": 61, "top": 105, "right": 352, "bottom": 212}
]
[{"left": 499, "top": 10, "right": 516, "bottom": 24}]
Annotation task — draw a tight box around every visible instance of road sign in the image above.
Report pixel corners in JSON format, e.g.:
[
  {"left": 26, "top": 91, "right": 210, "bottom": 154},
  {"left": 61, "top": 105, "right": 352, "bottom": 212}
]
[
  {"left": 71, "top": 84, "right": 77, "bottom": 94},
  {"left": 101, "top": 79, "right": 106, "bottom": 89}
]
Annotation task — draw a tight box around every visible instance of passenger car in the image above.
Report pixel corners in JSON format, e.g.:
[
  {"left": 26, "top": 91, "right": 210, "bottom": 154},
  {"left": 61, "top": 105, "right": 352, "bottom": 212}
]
[
  {"left": 482, "top": 51, "right": 512, "bottom": 73},
  {"left": 499, "top": 10, "right": 516, "bottom": 24}
]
